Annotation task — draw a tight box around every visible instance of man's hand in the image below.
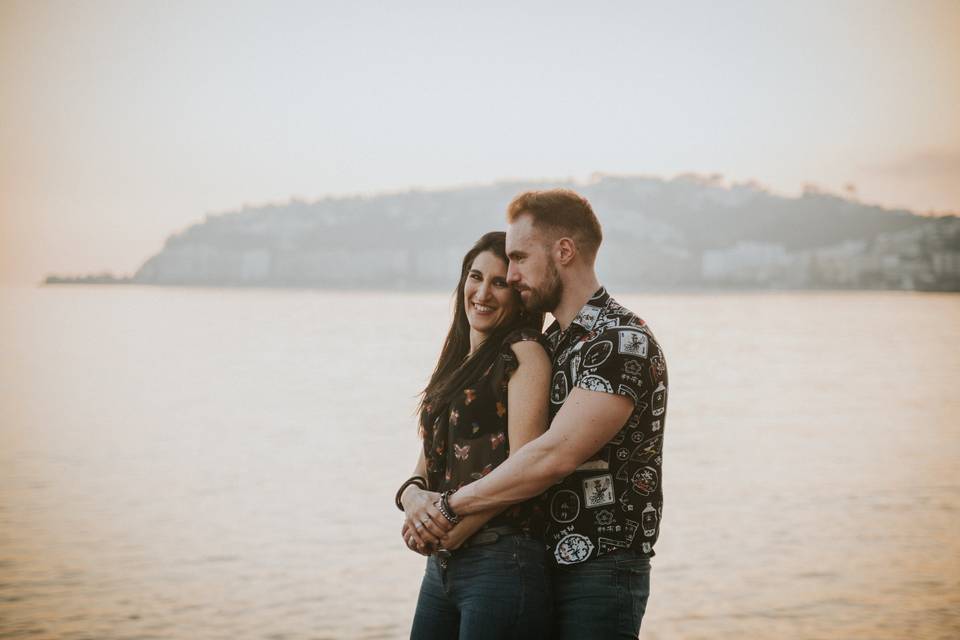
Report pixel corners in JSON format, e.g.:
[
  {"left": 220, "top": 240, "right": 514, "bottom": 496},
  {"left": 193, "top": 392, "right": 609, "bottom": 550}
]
[
  {"left": 401, "top": 487, "right": 454, "bottom": 550},
  {"left": 437, "top": 521, "right": 473, "bottom": 551}
]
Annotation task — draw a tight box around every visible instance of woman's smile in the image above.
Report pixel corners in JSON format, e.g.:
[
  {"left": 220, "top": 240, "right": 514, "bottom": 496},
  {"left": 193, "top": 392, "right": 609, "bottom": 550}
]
[{"left": 470, "top": 302, "right": 496, "bottom": 314}]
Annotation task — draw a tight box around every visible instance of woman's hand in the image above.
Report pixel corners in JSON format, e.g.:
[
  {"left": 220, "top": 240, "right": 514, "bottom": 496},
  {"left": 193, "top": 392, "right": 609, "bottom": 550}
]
[
  {"left": 401, "top": 487, "right": 453, "bottom": 550},
  {"left": 400, "top": 521, "right": 433, "bottom": 555},
  {"left": 401, "top": 516, "right": 471, "bottom": 553}
]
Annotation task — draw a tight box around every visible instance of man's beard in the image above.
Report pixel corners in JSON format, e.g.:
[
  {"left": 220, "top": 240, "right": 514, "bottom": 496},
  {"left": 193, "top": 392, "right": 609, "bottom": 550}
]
[{"left": 523, "top": 259, "right": 563, "bottom": 314}]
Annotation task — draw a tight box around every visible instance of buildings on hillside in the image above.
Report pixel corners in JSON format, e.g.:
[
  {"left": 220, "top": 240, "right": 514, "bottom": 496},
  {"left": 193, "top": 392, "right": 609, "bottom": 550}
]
[{"left": 701, "top": 218, "right": 960, "bottom": 291}]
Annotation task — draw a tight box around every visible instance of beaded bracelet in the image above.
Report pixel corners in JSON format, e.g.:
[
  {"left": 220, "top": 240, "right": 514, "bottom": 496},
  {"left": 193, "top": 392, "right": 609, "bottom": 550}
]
[
  {"left": 435, "top": 489, "right": 460, "bottom": 524},
  {"left": 394, "top": 475, "right": 428, "bottom": 511}
]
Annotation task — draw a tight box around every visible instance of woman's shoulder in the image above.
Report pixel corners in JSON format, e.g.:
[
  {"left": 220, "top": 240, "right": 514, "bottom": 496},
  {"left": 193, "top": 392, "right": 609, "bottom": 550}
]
[
  {"left": 500, "top": 326, "right": 548, "bottom": 350},
  {"left": 497, "top": 326, "right": 550, "bottom": 378}
]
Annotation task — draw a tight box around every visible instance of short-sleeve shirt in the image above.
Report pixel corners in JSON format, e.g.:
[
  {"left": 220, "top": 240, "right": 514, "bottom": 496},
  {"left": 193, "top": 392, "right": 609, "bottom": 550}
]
[
  {"left": 422, "top": 327, "right": 550, "bottom": 533},
  {"left": 543, "top": 287, "right": 668, "bottom": 565}
]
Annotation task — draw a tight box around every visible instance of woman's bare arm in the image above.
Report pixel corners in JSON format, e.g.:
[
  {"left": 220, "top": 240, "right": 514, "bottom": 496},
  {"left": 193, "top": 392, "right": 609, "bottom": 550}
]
[{"left": 435, "top": 339, "right": 551, "bottom": 549}]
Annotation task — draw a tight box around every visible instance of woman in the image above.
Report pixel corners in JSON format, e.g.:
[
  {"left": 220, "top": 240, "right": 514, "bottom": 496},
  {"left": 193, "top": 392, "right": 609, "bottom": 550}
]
[{"left": 394, "top": 231, "right": 552, "bottom": 639}]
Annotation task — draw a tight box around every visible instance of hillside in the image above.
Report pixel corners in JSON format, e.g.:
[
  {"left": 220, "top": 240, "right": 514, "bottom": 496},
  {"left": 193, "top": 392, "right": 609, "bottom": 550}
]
[{"left": 54, "top": 175, "right": 960, "bottom": 291}]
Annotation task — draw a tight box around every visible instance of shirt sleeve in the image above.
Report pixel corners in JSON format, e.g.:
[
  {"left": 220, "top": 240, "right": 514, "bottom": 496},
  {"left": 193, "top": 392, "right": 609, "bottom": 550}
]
[
  {"left": 498, "top": 328, "right": 548, "bottom": 383},
  {"left": 574, "top": 326, "right": 651, "bottom": 408}
]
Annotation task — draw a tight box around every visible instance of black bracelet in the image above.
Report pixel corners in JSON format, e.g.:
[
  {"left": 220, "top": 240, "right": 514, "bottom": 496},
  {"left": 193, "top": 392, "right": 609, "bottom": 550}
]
[
  {"left": 395, "top": 475, "right": 428, "bottom": 511},
  {"left": 435, "top": 489, "right": 460, "bottom": 524}
]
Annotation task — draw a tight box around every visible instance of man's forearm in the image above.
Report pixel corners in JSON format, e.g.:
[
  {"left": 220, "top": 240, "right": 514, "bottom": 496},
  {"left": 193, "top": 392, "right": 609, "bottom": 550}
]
[
  {"left": 449, "top": 388, "right": 633, "bottom": 519},
  {"left": 448, "top": 434, "right": 573, "bottom": 516}
]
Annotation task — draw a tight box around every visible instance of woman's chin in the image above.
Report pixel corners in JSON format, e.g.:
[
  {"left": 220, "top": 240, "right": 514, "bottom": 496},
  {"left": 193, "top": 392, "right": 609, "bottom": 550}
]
[
  {"left": 468, "top": 317, "right": 499, "bottom": 335},
  {"left": 468, "top": 323, "right": 492, "bottom": 335}
]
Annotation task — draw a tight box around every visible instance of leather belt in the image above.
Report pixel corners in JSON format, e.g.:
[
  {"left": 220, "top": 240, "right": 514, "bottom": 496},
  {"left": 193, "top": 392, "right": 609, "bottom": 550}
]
[
  {"left": 434, "top": 525, "right": 524, "bottom": 568},
  {"left": 461, "top": 524, "right": 523, "bottom": 549}
]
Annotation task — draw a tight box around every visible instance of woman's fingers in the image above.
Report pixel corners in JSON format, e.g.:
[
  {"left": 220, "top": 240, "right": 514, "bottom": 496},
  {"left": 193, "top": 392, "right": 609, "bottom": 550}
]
[
  {"left": 404, "top": 503, "right": 443, "bottom": 544},
  {"left": 404, "top": 512, "right": 437, "bottom": 546},
  {"left": 407, "top": 513, "right": 441, "bottom": 547},
  {"left": 402, "top": 522, "right": 429, "bottom": 553},
  {"left": 417, "top": 512, "right": 448, "bottom": 540},
  {"left": 410, "top": 532, "right": 434, "bottom": 555}
]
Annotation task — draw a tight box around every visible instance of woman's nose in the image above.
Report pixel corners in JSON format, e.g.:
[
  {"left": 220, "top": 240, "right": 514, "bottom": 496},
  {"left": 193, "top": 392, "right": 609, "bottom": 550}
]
[{"left": 476, "top": 280, "right": 491, "bottom": 300}]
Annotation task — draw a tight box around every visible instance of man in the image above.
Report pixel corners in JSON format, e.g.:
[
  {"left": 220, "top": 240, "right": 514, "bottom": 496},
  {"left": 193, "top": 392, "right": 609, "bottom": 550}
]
[{"left": 420, "top": 188, "right": 668, "bottom": 639}]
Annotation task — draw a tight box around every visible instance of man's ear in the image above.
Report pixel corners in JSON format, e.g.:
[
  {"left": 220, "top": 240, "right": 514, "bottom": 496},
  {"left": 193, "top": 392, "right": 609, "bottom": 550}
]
[{"left": 555, "top": 237, "right": 578, "bottom": 266}]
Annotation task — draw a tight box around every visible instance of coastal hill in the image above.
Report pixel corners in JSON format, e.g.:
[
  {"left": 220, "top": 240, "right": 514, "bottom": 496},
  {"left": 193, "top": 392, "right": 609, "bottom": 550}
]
[{"left": 47, "top": 175, "right": 960, "bottom": 291}]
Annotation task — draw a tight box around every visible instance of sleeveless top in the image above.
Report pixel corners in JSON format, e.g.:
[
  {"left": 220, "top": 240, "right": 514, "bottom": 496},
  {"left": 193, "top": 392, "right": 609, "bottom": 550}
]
[{"left": 422, "top": 327, "right": 549, "bottom": 533}]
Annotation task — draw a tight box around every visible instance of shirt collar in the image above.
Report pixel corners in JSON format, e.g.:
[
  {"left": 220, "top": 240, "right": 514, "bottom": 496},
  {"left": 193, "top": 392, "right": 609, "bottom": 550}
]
[{"left": 546, "top": 286, "right": 610, "bottom": 339}]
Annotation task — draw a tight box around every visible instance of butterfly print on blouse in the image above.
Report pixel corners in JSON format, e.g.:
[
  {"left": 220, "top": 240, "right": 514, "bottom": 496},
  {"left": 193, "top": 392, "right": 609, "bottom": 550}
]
[
  {"left": 454, "top": 443, "right": 471, "bottom": 461},
  {"left": 470, "top": 463, "right": 494, "bottom": 481}
]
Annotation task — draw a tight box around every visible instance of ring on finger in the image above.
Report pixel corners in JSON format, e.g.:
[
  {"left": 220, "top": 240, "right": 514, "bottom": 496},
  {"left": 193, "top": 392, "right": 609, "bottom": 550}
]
[{"left": 414, "top": 522, "right": 424, "bottom": 529}]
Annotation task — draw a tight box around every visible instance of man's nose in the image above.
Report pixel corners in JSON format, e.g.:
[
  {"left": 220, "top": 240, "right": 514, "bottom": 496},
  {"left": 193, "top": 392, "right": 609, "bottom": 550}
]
[{"left": 506, "top": 262, "right": 520, "bottom": 284}]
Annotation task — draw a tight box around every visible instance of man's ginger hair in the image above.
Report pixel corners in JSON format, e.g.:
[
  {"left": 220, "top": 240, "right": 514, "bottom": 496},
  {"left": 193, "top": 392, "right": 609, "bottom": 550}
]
[{"left": 506, "top": 189, "right": 603, "bottom": 261}]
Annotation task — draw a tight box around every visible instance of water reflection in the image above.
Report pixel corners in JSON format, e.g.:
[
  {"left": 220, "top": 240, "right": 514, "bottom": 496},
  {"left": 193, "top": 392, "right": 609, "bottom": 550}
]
[{"left": 1, "top": 287, "right": 958, "bottom": 639}]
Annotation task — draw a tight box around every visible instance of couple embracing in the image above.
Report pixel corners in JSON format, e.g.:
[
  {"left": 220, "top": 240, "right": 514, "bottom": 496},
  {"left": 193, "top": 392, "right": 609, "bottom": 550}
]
[{"left": 395, "top": 189, "right": 668, "bottom": 639}]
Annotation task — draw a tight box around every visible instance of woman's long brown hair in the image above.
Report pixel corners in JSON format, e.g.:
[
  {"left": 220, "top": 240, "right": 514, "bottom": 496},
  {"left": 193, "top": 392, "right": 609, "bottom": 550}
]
[{"left": 418, "top": 231, "right": 543, "bottom": 437}]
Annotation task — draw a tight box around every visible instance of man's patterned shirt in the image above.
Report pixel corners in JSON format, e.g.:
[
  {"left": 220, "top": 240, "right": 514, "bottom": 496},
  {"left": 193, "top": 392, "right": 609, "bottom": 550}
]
[{"left": 543, "top": 287, "right": 668, "bottom": 565}]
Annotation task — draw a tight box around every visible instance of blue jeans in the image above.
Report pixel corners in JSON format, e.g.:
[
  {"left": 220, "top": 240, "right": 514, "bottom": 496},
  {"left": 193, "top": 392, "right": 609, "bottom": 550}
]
[
  {"left": 410, "top": 534, "right": 552, "bottom": 640},
  {"left": 551, "top": 550, "right": 651, "bottom": 640}
]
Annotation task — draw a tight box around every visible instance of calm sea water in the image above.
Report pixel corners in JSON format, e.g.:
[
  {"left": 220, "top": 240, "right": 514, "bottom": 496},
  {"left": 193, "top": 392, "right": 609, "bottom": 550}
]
[{"left": 1, "top": 285, "right": 958, "bottom": 640}]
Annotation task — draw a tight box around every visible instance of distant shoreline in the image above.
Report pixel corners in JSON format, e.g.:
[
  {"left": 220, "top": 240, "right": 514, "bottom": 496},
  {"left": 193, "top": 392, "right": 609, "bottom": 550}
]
[
  {"left": 43, "top": 275, "right": 134, "bottom": 286},
  {"left": 39, "top": 279, "right": 960, "bottom": 294}
]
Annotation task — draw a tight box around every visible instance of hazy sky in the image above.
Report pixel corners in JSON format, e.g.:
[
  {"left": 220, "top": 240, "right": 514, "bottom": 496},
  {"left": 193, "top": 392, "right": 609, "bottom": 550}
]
[{"left": 1, "top": 0, "right": 958, "bottom": 284}]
